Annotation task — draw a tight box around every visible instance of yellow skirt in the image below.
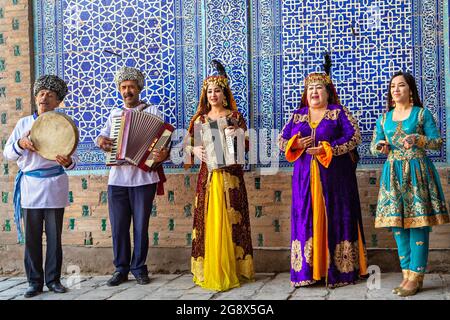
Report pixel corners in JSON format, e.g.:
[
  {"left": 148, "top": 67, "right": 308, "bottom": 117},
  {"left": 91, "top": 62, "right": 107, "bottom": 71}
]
[{"left": 193, "top": 171, "right": 240, "bottom": 291}]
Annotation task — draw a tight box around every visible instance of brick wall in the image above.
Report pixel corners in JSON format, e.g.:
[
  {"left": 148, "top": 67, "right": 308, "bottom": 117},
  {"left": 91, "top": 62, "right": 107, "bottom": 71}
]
[
  {"left": 0, "top": 0, "right": 33, "bottom": 244},
  {"left": 1, "top": 169, "right": 450, "bottom": 250}
]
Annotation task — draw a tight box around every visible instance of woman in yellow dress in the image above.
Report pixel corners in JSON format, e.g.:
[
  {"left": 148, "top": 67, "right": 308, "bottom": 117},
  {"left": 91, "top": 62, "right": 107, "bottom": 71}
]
[{"left": 184, "top": 60, "right": 254, "bottom": 291}]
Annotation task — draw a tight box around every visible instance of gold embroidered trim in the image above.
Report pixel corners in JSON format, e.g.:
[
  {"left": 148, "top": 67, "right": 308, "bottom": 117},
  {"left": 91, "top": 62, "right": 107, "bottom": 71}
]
[
  {"left": 331, "top": 106, "right": 361, "bottom": 156},
  {"left": 290, "top": 280, "right": 317, "bottom": 287},
  {"left": 370, "top": 113, "right": 387, "bottom": 156},
  {"left": 279, "top": 112, "right": 297, "bottom": 151},
  {"left": 191, "top": 256, "right": 204, "bottom": 282},
  {"left": 278, "top": 137, "right": 288, "bottom": 152},
  {"left": 202, "top": 76, "right": 228, "bottom": 90},
  {"left": 227, "top": 207, "right": 242, "bottom": 225},
  {"left": 293, "top": 113, "right": 309, "bottom": 124},
  {"left": 415, "top": 108, "right": 442, "bottom": 150},
  {"left": 387, "top": 148, "right": 427, "bottom": 161},
  {"left": 191, "top": 252, "right": 255, "bottom": 284},
  {"left": 375, "top": 214, "right": 449, "bottom": 228},
  {"left": 292, "top": 109, "right": 340, "bottom": 125},
  {"left": 304, "top": 237, "right": 313, "bottom": 266},
  {"left": 415, "top": 134, "right": 443, "bottom": 150},
  {"left": 333, "top": 240, "right": 359, "bottom": 273},
  {"left": 305, "top": 73, "right": 332, "bottom": 86},
  {"left": 291, "top": 240, "right": 303, "bottom": 272},
  {"left": 374, "top": 156, "right": 449, "bottom": 228},
  {"left": 325, "top": 109, "right": 340, "bottom": 120},
  {"left": 328, "top": 281, "right": 355, "bottom": 288}
]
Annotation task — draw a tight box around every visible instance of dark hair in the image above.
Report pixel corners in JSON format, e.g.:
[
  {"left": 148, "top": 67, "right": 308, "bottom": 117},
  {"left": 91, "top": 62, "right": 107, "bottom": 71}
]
[{"left": 387, "top": 71, "right": 423, "bottom": 111}]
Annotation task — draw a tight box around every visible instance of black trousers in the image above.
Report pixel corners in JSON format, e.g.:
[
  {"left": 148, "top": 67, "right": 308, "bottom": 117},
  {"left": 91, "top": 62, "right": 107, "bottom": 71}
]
[
  {"left": 108, "top": 183, "right": 156, "bottom": 278},
  {"left": 23, "top": 208, "right": 64, "bottom": 287}
]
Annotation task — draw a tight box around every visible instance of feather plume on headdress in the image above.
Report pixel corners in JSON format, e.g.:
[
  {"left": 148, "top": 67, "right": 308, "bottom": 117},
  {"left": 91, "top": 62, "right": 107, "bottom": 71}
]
[
  {"left": 202, "top": 59, "right": 229, "bottom": 90},
  {"left": 210, "top": 59, "right": 227, "bottom": 77},
  {"left": 323, "top": 52, "right": 332, "bottom": 76}
]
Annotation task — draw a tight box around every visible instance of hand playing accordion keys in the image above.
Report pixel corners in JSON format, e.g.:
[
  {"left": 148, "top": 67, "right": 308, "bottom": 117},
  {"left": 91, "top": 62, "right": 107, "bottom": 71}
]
[
  {"left": 105, "top": 109, "right": 174, "bottom": 171},
  {"left": 201, "top": 117, "right": 245, "bottom": 171}
]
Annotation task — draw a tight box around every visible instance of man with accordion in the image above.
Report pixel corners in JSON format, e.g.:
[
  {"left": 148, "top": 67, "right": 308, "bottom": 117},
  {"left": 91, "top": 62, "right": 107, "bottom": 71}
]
[{"left": 96, "top": 67, "right": 170, "bottom": 286}]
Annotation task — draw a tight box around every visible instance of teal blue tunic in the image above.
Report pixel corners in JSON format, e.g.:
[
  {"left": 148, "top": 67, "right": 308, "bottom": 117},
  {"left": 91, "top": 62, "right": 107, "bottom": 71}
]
[{"left": 370, "top": 106, "right": 449, "bottom": 228}]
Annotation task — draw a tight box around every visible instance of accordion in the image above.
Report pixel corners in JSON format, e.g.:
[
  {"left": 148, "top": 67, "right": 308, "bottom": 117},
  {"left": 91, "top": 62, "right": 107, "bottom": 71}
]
[
  {"left": 201, "top": 117, "right": 245, "bottom": 171},
  {"left": 105, "top": 109, "right": 174, "bottom": 171}
]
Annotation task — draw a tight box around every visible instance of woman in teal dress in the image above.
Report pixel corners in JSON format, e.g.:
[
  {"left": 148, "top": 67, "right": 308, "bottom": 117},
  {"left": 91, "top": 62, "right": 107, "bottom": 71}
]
[{"left": 371, "top": 71, "right": 449, "bottom": 297}]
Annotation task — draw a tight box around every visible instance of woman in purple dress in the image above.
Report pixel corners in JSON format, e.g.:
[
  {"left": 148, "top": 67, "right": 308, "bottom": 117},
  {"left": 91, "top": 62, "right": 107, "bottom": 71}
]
[{"left": 279, "top": 72, "right": 368, "bottom": 288}]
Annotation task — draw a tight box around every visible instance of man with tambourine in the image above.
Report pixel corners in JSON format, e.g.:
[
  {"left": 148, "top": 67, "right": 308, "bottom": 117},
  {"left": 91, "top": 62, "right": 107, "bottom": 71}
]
[{"left": 3, "top": 75, "right": 77, "bottom": 298}]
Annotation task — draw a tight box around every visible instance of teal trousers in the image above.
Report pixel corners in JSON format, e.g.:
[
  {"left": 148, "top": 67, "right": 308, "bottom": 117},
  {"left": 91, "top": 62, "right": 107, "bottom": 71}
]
[{"left": 392, "top": 227, "right": 430, "bottom": 274}]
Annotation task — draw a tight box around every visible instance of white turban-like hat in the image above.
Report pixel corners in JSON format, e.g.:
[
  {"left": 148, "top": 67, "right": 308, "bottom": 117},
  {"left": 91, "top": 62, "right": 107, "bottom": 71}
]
[{"left": 114, "top": 67, "right": 145, "bottom": 90}]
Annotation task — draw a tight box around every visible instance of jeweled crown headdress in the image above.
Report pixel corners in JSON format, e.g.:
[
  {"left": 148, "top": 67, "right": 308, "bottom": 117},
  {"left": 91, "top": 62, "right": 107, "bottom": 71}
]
[
  {"left": 202, "top": 60, "right": 229, "bottom": 90},
  {"left": 304, "top": 72, "right": 332, "bottom": 86},
  {"left": 187, "top": 59, "right": 237, "bottom": 135},
  {"left": 301, "top": 70, "right": 341, "bottom": 106}
]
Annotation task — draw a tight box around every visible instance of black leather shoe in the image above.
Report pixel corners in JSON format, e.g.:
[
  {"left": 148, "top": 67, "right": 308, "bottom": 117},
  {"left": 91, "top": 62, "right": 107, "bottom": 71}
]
[
  {"left": 107, "top": 272, "right": 128, "bottom": 287},
  {"left": 24, "top": 285, "right": 43, "bottom": 298},
  {"left": 135, "top": 273, "right": 150, "bottom": 285},
  {"left": 48, "top": 281, "right": 66, "bottom": 293}
]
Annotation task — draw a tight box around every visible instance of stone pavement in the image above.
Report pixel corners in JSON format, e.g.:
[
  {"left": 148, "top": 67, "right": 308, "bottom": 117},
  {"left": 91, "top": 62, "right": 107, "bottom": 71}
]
[{"left": 0, "top": 273, "right": 449, "bottom": 300}]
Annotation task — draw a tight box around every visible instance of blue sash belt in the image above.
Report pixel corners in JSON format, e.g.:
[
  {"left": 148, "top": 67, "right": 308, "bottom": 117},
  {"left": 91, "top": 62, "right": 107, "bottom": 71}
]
[{"left": 13, "top": 165, "right": 65, "bottom": 243}]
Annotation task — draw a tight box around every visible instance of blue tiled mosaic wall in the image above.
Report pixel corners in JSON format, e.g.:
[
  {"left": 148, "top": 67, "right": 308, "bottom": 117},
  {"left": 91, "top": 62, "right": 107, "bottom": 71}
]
[{"left": 33, "top": 0, "right": 448, "bottom": 172}]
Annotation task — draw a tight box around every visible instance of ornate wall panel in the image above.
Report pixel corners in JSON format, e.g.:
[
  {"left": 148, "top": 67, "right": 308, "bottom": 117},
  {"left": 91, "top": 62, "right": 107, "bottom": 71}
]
[
  {"left": 33, "top": 0, "right": 448, "bottom": 172},
  {"left": 34, "top": 0, "right": 252, "bottom": 172},
  {"left": 251, "top": 0, "right": 447, "bottom": 165}
]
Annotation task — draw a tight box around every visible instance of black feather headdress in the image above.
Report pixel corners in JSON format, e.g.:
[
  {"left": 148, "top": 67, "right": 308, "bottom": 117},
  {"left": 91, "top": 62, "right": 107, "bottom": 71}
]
[{"left": 210, "top": 59, "right": 227, "bottom": 78}]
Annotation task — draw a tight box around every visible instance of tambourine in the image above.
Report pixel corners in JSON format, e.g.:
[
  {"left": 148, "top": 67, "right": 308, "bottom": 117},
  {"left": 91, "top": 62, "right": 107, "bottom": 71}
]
[{"left": 30, "top": 111, "right": 79, "bottom": 160}]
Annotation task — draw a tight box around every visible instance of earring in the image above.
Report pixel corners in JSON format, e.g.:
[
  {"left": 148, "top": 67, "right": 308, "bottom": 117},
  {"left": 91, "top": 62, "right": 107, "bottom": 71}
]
[
  {"left": 410, "top": 95, "right": 413, "bottom": 106},
  {"left": 223, "top": 99, "right": 228, "bottom": 107},
  {"left": 392, "top": 101, "right": 396, "bottom": 108}
]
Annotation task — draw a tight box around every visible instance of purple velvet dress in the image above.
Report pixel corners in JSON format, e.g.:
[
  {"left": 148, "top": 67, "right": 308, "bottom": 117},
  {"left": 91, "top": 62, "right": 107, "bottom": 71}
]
[{"left": 279, "top": 104, "right": 368, "bottom": 287}]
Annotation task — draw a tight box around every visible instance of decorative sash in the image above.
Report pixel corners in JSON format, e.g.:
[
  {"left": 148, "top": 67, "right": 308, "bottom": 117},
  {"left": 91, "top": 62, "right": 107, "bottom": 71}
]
[{"left": 13, "top": 165, "right": 65, "bottom": 243}]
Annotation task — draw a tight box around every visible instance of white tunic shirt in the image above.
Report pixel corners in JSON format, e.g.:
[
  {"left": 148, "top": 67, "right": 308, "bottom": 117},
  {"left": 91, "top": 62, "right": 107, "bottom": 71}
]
[
  {"left": 3, "top": 113, "right": 77, "bottom": 209},
  {"left": 96, "top": 103, "right": 162, "bottom": 187}
]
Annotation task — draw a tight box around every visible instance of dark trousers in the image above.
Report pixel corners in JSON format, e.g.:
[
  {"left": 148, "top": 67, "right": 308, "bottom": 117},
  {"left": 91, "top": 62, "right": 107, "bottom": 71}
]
[
  {"left": 23, "top": 208, "right": 64, "bottom": 288},
  {"left": 108, "top": 183, "right": 156, "bottom": 277}
]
